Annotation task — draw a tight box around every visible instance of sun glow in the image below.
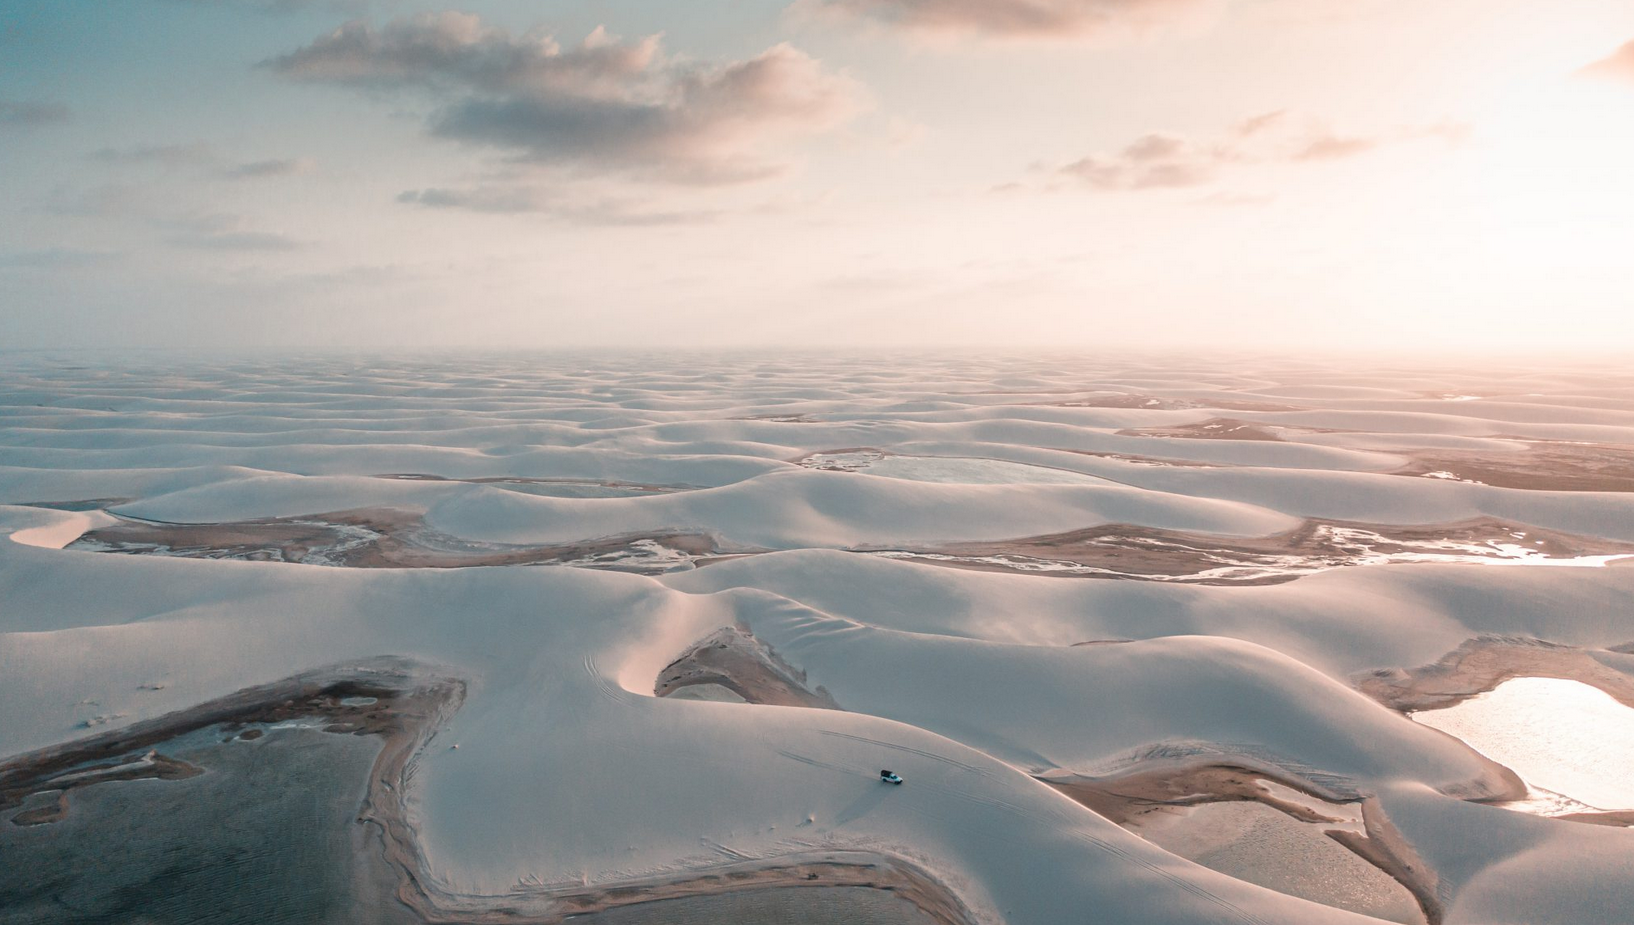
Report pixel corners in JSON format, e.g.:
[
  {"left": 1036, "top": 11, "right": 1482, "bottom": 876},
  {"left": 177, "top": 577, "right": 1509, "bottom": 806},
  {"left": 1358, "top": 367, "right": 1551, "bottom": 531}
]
[{"left": 1464, "top": 78, "right": 1634, "bottom": 272}]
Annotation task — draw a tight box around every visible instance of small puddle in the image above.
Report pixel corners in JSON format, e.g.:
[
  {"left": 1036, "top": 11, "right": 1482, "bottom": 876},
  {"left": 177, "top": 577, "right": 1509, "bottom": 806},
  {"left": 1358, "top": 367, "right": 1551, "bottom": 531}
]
[
  {"left": 1412, "top": 677, "right": 1634, "bottom": 813},
  {"left": 0, "top": 726, "right": 413, "bottom": 925}
]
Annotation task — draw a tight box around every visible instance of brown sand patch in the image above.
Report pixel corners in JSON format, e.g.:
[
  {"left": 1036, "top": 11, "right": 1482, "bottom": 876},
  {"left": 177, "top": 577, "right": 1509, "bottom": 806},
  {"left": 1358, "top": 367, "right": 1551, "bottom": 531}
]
[
  {"left": 655, "top": 627, "right": 839, "bottom": 710},
  {"left": 90, "top": 508, "right": 1615, "bottom": 586},
  {"left": 7, "top": 752, "right": 202, "bottom": 826},
  {"left": 533, "top": 852, "right": 975, "bottom": 924},
  {"left": 1045, "top": 764, "right": 1442, "bottom": 925},
  {"left": 1045, "top": 763, "right": 1353, "bottom": 827},
  {"left": 740, "top": 413, "right": 824, "bottom": 423},
  {"left": 1556, "top": 809, "right": 1634, "bottom": 827},
  {"left": 16, "top": 498, "right": 133, "bottom": 512},
  {"left": 1396, "top": 440, "right": 1634, "bottom": 492},
  {"left": 1115, "top": 417, "right": 1320, "bottom": 442},
  {"left": 70, "top": 509, "right": 732, "bottom": 573},
  {"left": 1038, "top": 395, "right": 1300, "bottom": 412},
  {"left": 869, "top": 517, "right": 1634, "bottom": 585},
  {"left": 1325, "top": 800, "right": 1442, "bottom": 925},
  {"left": 376, "top": 474, "right": 692, "bottom": 494},
  {"left": 792, "top": 447, "right": 888, "bottom": 469},
  {"left": 1355, "top": 636, "right": 1634, "bottom": 714},
  {"left": 1056, "top": 450, "right": 1225, "bottom": 469}
]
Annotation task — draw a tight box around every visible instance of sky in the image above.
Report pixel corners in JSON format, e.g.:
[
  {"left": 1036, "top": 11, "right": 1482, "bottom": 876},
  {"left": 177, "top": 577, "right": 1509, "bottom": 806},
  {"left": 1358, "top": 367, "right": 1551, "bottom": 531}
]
[{"left": 2, "top": 0, "right": 1633, "bottom": 353}]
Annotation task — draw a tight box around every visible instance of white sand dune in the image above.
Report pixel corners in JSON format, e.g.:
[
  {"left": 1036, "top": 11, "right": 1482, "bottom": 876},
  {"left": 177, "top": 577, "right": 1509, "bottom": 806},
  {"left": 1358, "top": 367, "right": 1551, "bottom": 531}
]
[{"left": 3, "top": 354, "right": 1633, "bottom": 925}]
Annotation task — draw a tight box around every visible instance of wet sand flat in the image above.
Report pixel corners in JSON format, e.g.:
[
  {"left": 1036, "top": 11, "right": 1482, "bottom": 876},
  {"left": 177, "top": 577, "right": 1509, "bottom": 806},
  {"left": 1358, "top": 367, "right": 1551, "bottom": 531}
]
[
  {"left": 871, "top": 517, "right": 1634, "bottom": 585},
  {"left": 376, "top": 474, "right": 696, "bottom": 499},
  {"left": 1357, "top": 636, "right": 1634, "bottom": 714},
  {"left": 1139, "top": 802, "right": 1425, "bottom": 925},
  {"left": 656, "top": 626, "right": 839, "bottom": 709},
  {"left": 69, "top": 509, "right": 728, "bottom": 574},
  {"left": 1044, "top": 762, "right": 1444, "bottom": 925},
  {"left": 1396, "top": 440, "right": 1634, "bottom": 492},
  {"left": 68, "top": 507, "right": 1634, "bottom": 587},
  {"left": 567, "top": 886, "right": 942, "bottom": 925}
]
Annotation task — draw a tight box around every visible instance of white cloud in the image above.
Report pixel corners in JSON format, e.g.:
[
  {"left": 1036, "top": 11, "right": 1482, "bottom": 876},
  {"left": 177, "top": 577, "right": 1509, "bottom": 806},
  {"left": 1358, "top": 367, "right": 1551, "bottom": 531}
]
[
  {"left": 271, "top": 15, "right": 867, "bottom": 185},
  {"left": 225, "top": 157, "right": 318, "bottom": 179},
  {"left": 1051, "top": 111, "right": 1467, "bottom": 191},
  {"left": 1581, "top": 40, "right": 1634, "bottom": 83},
  {"left": 0, "top": 99, "right": 69, "bottom": 127},
  {"left": 794, "top": 0, "right": 1209, "bottom": 39}
]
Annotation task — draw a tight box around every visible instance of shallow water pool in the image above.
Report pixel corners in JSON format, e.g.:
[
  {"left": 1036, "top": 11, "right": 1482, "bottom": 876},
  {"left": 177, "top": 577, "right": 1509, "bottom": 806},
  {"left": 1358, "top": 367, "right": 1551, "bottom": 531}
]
[{"left": 1413, "top": 677, "right": 1634, "bottom": 812}]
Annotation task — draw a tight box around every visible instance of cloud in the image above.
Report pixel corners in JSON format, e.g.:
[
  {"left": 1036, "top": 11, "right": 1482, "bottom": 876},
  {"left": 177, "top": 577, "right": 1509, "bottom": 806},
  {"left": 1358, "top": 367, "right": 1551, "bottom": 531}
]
[
  {"left": 269, "top": 15, "right": 866, "bottom": 184},
  {"left": 89, "top": 144, "right": 317, "bottom": 180},
  {"left": 90, "top": 142, "right": 216, "bottom": 165},
  {"left": 1293, "top": 134, "right": 1377, "bottom": 161},
  {"left": 269, "top": 17, "right": 660, "bottom": 91},
  {"left": 1581, "top": 40, "right": 1634, "bottom": 82},
  {"left": 163, "top": 0, "right": 365, "bottom": 13},
  {"left": 793, "top": 0, "right": 1208, "bottom": 39},
  {"left": 225, "top": 157, "right": 318, "bottom": 179},
  {"left": 160, "top": 212, "right": 303, "bottom": 250},
  {"left": 398, "top": 186, "right": 717, "bottom": 225},
  {"left": 39, "top": 180, "right": 301, "bottom": 250},
  {"left": 0, "top": 99, "right": 69, "bottom": 127},
  {"left": 1060, "top": 133, "right": 1217, "bottom": 189},
  {"left": 43, "top": 183, "right": 148, "bottom": 217},
  {"left": 0, "top": 248, "right": 118, "bottom": 269},
  {"left": 181, "top": 230, "right": 303, "bottom": 250},
  {"left": 1051, "top": 111, "right": 1466, "bottom": 191}
]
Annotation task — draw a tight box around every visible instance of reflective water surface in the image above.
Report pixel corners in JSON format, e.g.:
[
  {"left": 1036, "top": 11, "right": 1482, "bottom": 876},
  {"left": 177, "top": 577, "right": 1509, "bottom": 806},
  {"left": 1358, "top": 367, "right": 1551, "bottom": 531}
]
[
  {"left": 1413, "top": 677, "right": 1634, "bottom": 813},
  {"left": 0, "top": 726, "right": 413, "bottom": 925}
]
